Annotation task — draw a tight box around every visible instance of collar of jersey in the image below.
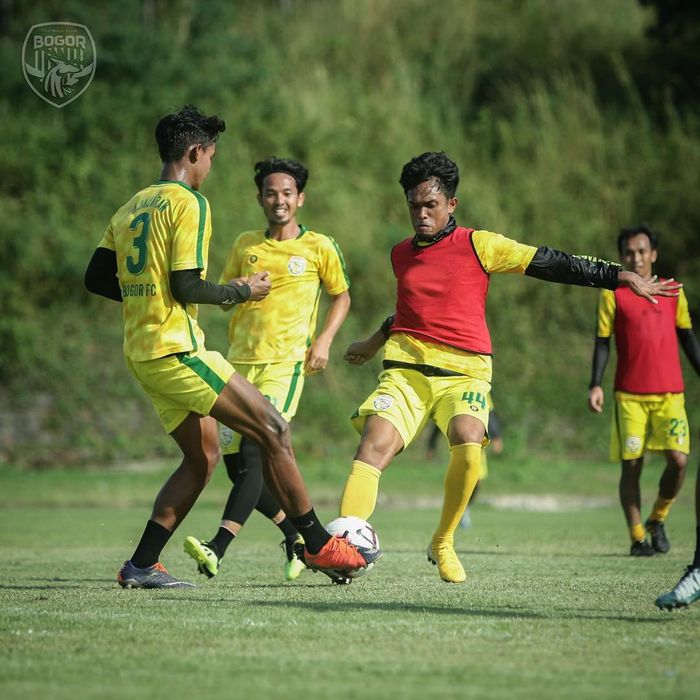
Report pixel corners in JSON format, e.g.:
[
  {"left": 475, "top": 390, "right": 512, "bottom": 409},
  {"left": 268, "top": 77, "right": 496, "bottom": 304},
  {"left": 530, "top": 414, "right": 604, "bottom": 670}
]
[
  {"left": 156, "top": 179, "right": 195, "bottom": 192},
  {"left": 412, "top": 216, "right": 457, "bottom": 249},
  {"left": 265, "top": 225, "right": 307, "bottom": 240}
]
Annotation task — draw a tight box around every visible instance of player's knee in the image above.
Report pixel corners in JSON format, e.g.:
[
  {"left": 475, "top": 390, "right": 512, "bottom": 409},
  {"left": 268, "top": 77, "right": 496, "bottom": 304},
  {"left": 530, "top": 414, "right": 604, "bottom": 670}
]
[
  {"left": 668, "top": 452, "right": 688, "bottom": 471},
  {"left": 202, "top": 443, "right": 220, "bottom": 484}
]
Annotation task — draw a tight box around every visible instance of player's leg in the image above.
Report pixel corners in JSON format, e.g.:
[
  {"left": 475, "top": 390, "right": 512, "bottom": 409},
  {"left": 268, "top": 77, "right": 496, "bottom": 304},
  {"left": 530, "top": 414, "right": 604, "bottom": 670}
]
[
  {"left": 210, "top": 374, "right": 374, "bottom": 571},
  {"left": 340, "top": 369, "right": 424, "bottom": 519},
  {"left": 183, "top": 440, "right": 264, "bottom": 578},
  {"left": 656, "top": 459, "right": 700, "bottom": 610},
  {"left": 645, "top": 394, "right": 690, "bottom": 553},
  {"left": 614, "top": 398, "right": 654, "bottom": 555},
  {"left": 119, "top": 412, "right": 220, "bottom": 589},
  {"left": 253, "top": 480, "right": 306, "bottom": 580},
  {"left": 426, "top": 378, "right": 489, "bottom": 582}
]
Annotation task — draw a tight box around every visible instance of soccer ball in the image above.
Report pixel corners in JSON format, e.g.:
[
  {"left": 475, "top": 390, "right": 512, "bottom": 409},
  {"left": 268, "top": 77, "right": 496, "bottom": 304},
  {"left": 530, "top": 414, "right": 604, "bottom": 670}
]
[{"left": 325, "top": 515, "right": 381, "bottom": 578}]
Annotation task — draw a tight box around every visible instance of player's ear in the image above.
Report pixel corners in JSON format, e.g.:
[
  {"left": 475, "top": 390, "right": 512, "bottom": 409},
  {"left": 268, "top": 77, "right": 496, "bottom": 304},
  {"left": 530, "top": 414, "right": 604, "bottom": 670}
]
[
  {"left": 447, "top": 197, "right": 458, "bottom": 214},
  {"left": 256, "top": 192, "right": 263, "bottom": 207},
  {"left": 297, "top": 192, "right": 305, "bottom": 208},
  {"left": 650, "top": 248, "right": 658, "bottom": 264},
  {"left": 188, "top": 144, "right": 201, "bottom": 164}
]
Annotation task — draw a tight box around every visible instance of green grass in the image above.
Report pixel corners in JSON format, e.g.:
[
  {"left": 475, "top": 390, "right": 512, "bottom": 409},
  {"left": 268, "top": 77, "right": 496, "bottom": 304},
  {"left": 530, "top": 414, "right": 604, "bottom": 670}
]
[{"left": 1, "top": 459, "right": 699, "bottom": 700}]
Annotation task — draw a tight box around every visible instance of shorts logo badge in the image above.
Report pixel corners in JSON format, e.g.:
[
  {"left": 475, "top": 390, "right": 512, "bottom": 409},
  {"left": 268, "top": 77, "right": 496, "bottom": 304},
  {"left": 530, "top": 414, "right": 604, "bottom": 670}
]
[
  {"left": 219, "top": 425, "right": 233, "bottom": 447},
  {"left": 470, "top": 405, "right": 479, "bottom": 412},
  {"left": 249, "top": 255, "right": 258, "bottom": 264},
  {"left": 288, "top": 256, "right": 307, "bottom": 275},
  {"left": 373, "top": 395, "right": 393, "bottom": 411},
  {"left": 625, "top": 436, "right": 642, "bottom": 454},
  {"left": 22, "top": 23, "right": 96, "bottom": 108}
]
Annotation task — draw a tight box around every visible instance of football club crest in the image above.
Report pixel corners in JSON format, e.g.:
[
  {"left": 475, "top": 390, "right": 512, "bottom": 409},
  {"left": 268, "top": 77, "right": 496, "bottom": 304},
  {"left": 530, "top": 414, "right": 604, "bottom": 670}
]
[
  {"left": 287, "top": 256, "right": 307, "bottom": 276},
  {"left": 373, "top": 395, "right": 393, "bottom": 411},
  {"left": 22, "top": 23, "right": 96, "bottom": 108}
]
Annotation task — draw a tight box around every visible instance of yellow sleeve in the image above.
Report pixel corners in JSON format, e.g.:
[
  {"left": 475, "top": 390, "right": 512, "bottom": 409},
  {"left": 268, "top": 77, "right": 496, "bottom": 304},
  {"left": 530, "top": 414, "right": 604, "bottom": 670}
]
[
  {"left": 171, "top": 193, "right": 209, "bottom": 271},
  {"left": 318, "top": 235, "right": 350, "bottom": 295},
  {"left": 596, "top": 289, "right": 616, "bottom": 337},
  {"left": 471, "top": 230, "right": 537, "bottom": 274},
  {"left": 218, "top": 237, "right": 243, "bottom": 285},
  {"left": 676, "top": 287, "right": 692, "bottom": 329},
  {"left": 97, "top": 219, "right": 116, "bottom": 251}
]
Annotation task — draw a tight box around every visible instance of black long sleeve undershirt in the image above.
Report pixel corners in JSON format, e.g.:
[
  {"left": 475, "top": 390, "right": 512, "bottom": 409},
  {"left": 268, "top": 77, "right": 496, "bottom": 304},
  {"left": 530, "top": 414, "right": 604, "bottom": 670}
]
[
  {"left": 678, "top": 328, "right": 700, "bottom": 377},
  {"left": 84, "top": 247, "right": 250, "bottom": 305},
  {"left": 85, "top": 247, "right": 122, "bottom": 301},
  {"left": 170, "top": 269, "right": 250, "bottom": 305},
  {"left": 525, "top": 247, "right": 620, "bottom": 289},
  {"left": 589, "top": 336, "right": 611, "bottom": 388}
]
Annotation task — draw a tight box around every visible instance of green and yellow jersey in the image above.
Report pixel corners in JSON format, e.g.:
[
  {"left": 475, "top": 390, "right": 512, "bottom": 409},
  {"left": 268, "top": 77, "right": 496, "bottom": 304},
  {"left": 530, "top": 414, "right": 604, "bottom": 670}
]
[
  {"left": 384, "top": 230, "right": 536, "bottom": 381},
  {"left": 219, "top": 227, "right": 349, "bottom": 363},
  {"left": 99, "top": 180, "right": 212, "bottom": 361}
]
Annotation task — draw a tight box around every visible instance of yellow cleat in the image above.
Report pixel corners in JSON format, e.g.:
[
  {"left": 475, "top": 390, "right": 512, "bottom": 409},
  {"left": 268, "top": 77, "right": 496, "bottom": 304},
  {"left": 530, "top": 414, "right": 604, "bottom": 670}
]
[
  {"left": 281, "top": 536, "right": 307, "bottom": 581},
  {"left": 427, "top": 540, "right": 466, "bottom": 583}
]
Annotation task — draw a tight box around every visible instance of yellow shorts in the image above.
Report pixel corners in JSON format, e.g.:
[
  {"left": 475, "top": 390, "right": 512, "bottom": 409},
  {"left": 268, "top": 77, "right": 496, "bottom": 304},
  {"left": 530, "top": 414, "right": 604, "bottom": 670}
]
[
  {"left": 220, "top": 360, "right": 305, "bottom": 455},
  {"left": 352, "top": 368, "right": 491, "bottom": 450},
  {"left": 126, "top": 349, "right": 235, "bottom": 434},
  {"left": 610, "top": 392, "right": 690, "bottom": 461}
]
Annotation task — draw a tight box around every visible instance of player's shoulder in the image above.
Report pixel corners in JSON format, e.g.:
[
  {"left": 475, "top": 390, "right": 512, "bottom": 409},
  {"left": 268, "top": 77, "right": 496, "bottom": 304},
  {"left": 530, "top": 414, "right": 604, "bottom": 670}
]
[
  {"left": 232, "top": 229, "right": 265, "bottom": 248},
  {"left": 297, "top": 227, "right": 344, "bottom": 252}
]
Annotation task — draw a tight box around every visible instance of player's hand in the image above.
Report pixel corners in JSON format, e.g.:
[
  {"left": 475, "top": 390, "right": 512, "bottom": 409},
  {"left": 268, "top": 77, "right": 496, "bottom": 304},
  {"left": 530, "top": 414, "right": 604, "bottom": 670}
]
[
  {"left": 247, "top": 271, "right": 271, "bottom": 301},
  {"left": 305, "top": 337, "right": 331, "bottom": 374},
  {"left": 618, "top": 271, "right": 681, "bottom": 304},
  {"left": 344, "top": 337, "right": 381, "bottom": 365},
  {"left": 588, "top": 385, "right": 604, "bottom": 413}
]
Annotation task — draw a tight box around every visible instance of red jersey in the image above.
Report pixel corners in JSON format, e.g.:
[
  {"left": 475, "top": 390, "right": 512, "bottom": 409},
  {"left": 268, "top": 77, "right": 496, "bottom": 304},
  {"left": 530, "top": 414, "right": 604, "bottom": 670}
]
[
  {"left": 598, "top": 284, "right": 687, "bottom": 393},
  {"left": 390, "top": 227, "right": 492, "bottom": 355}
]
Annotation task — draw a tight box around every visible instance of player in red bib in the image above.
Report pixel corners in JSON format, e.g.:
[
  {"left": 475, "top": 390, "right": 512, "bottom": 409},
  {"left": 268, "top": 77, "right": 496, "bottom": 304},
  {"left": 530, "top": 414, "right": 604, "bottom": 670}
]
[
  {"left": 588, "top": 226, "right": 700, "bottom": 557},
  {"left": 338, "top": 152, "right": 679, "bottom": 583}
]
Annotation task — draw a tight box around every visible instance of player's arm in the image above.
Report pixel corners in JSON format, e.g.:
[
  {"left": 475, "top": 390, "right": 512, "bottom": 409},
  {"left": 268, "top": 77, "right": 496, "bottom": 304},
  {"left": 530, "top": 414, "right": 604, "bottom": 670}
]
[
  {"left": 525, "top": 247, "right": 680, "bottom": 302},
  {"left": 344, "top": 313, "right": 394, "bottom": 365},
  {"left": 306, "top": 290, "right": 351, "bottom": 373},
  {"left": 170, "top": 269, "right": 270, "bottom": 306},
  {"left": 675, "top": 287, "right": 700, "bottom": 377},
  {"left": 678, "top": 329, "right": 700, "bottom": 377},
  {"left": 85, "top": 247, "right": 122, "bottom": 302}
]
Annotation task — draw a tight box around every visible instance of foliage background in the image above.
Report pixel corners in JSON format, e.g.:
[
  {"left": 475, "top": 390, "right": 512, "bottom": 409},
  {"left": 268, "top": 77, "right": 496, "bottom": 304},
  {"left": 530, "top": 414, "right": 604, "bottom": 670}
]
[{"left": 0, "top": 0, "right": 698, "bottom": 467}]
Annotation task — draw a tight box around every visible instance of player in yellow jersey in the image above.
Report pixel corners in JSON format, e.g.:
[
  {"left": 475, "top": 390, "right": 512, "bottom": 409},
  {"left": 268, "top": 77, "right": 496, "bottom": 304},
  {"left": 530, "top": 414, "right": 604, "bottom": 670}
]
[
  {"left": 184, "top": 157, "right": 351, "bottom": 582},
  {"left": 588, "top": 226, "right": 700, "bottom": 556},
  {"left": 340, "top": 151, "right": 680, "bottom": 584},
  {"left": 84, "top": 106, "right": 376, "bottom": 588}
]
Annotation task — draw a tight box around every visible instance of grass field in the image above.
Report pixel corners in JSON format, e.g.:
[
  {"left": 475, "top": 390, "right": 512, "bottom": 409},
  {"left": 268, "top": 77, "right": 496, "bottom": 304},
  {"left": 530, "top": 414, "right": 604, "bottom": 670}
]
[{"left": 1, "top": 456, "right": 699, "bottom": 700}]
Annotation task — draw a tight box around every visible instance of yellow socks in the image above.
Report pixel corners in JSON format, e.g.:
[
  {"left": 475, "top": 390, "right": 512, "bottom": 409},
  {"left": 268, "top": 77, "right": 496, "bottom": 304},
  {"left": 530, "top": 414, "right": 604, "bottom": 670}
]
[
  {"left": 339, "top": 460, "right": 382, "bottom": 520},
  {"left": 649, "top": 497, "right": 674, "bottom": 523},
  {"left": 629, "top": 523, "right": 645, "bottom": 542},
  {"left": 432, "top": 443, "right": 481, "bottom": 546}
]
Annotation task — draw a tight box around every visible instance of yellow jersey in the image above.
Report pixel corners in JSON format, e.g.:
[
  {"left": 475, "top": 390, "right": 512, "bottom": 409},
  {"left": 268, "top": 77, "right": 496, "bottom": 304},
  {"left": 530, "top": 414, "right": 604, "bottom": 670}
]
[
  {"left": 99, "top": 180, "right": 212, "bottom": 360},
  {"left": 219, "top": 227, "right": 349, "bottom": 363}
]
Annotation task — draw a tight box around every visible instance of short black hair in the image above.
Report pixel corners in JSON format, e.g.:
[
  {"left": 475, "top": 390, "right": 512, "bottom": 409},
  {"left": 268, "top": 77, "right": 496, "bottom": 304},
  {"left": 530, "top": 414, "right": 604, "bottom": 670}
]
[
  {"left": 617, "top": 224, "right": 659, "bottom": 254},
  {"left": 155, "top": 105, "right": 226, "bottom": 162},
  {"left": 399, "top": 151, "right": 460, "bottom": 198},
  {"left": 254, "top": 157, "right": 309, "bottom": 194}
]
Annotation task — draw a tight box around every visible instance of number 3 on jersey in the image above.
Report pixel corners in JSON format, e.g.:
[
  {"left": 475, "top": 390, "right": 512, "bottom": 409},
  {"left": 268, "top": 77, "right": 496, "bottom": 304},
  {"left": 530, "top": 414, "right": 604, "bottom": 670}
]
[{"left": 127, "top": 212, "right": 151, "bottom": 275}]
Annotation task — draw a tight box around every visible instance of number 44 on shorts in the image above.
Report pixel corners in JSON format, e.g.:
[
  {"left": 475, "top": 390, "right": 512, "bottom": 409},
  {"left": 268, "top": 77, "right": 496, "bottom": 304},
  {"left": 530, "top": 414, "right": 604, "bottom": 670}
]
[{"left": 462, "top": 391, "right": 486, "bottom": 410}]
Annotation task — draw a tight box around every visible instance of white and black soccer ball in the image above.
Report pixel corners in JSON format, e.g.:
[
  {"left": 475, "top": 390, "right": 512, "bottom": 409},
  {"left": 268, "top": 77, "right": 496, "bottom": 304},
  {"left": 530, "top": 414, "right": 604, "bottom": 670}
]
[{"left": 325, "top": 515, "right": 381, "bottom": 578}]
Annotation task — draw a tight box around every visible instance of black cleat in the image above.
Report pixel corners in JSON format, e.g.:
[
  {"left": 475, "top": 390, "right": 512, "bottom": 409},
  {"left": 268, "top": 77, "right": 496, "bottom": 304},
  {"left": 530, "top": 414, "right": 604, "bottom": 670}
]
[
  {"left": 645, "top": 519, "right": 670, "bottom": 554},
  {"left": 630, "top": 539, "right": 656, "bottom": 557}
]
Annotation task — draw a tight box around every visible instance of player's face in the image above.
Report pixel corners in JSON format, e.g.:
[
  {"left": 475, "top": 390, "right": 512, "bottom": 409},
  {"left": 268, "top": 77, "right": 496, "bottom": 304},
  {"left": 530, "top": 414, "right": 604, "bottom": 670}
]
[
  {"left": 258, "top": 172, "right": 305, "bottom": 226},
  {"left": 406, "top": 180, "right": 457, "bottom": 237},
  {"left": 190, "top": 143, "right": 216, "bottom": 190},
  {"left": 622, "top": 233, "right": 657, "bottom": 279}
]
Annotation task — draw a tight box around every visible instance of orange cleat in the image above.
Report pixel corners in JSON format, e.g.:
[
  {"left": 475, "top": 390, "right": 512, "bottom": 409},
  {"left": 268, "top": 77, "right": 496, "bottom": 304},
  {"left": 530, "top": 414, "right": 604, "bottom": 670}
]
[{"left": 304, "top": 535, "right": 381, "bottom": 574}]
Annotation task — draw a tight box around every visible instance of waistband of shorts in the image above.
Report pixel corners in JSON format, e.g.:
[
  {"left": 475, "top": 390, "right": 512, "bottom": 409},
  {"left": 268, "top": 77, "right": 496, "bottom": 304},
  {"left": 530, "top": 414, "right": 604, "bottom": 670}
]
[{"left": 382, "top": 360, "right": 465, "bottom": 377}]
